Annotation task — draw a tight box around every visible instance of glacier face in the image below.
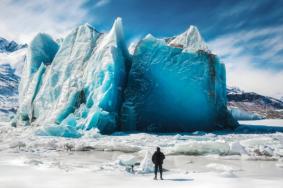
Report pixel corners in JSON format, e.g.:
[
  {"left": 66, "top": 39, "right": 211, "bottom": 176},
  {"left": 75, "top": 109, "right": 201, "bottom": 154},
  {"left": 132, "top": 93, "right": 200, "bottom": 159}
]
[
  {"left": 0, "top": 64, "right": 20, "bottom": 119},
  {"left": 16, "top": 18, "right": 237, "bottom": 136},
  {"left": 17, "top": 33, "right": 59, "bottom": 125},
  {"left": 17, "top": 18, "right": 129, "bottom": 136},
  {"left": 0, "top": 37, "right": 27, "bottom": 53},
  {"left": 121, "top": 34, "right": 235, "bottom": 132}
]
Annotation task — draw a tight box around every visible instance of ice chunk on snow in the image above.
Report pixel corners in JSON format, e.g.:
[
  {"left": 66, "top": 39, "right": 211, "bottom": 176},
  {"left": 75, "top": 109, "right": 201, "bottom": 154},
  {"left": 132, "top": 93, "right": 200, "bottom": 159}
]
[
  {"left": 240, "top": 137, "right": 275, "bottom": 147},
  {"left": 206, "top": 163, "right": 239, "bottom": 178},
  {"left": 229, "top": 107, "right": 262, "bottom": 120},
  {"left": 220, "top": 171, "right": 237, "bottom": 178},
  {"left": 229, "top": 142, "right": 248, "bottom": 155},
  {"left": 35, "top": 124, "right": 81, "bottom": 138},
  {"left": 206, "top": 163, "right": 239, "bottom": 172},
  {"left": 171, "top": 141, "right": 230, "bottom": 155},
  {"left": 117, "top": 154, "right": 138, "bottom": 166},
  {"left": 258, "top": 145, "right": 274, "bottom": 156},
  {"left": 137, "top": 150, "right": 154, "bottom": 173}
]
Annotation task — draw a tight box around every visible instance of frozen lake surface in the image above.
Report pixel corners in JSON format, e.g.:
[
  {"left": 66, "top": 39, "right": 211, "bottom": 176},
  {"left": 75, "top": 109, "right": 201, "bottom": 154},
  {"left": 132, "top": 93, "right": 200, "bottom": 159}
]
[
  {"left": 0, "top": 151, "right": 282, "bottom": 188},
  {"left": 0, "top": 119, "right": 283, "bottom": 188}
]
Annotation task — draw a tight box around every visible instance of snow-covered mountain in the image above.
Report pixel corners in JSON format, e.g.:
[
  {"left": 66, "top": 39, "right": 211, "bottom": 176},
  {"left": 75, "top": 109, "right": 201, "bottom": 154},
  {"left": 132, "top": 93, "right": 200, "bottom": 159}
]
[
  {"left": 0, "top": 37, "right": 27, "bottom": 53},
  {"left": 0, "top": 37, "right": 26, "bottom": 120},
  {"left": 227, "top": 87, "right": 283, "bottom": 120},
  {"left": 15, "top": 18, "right": 237, "bottom": 137}
]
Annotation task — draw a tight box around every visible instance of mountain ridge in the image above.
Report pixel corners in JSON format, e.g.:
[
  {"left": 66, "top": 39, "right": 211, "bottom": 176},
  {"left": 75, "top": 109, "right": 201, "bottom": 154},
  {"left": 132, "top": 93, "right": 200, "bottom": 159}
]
[
  {"left": 227, "top": 86, "right": 283, "bottom": 119},
  {"left": 0, "top": 37, "right": 27, "bottom": 53}
]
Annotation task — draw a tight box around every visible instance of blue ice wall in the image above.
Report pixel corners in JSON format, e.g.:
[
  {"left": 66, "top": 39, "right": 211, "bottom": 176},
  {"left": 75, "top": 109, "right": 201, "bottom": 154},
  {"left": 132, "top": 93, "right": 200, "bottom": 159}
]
[
  {"left": 27, "top": 33, "right": 59, "bottom": 75},
  {"left": 120, "top": 35, "right": 236, "bottom": 132},
  {"left": 17, "top": 19, "right": 237, "bottom": 137},
  {"left": 17, "top": 18, "right": 129, "bottom": 135},
  {"left": 17, "top": 34, "right": 59, "bottom": 124}
]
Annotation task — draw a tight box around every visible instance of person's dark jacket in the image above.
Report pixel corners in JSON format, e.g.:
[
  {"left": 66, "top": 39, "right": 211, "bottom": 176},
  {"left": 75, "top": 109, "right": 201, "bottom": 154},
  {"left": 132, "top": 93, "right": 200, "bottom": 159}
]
[{"left": 152, "top": 151, "right": 165, "bottom": 165}]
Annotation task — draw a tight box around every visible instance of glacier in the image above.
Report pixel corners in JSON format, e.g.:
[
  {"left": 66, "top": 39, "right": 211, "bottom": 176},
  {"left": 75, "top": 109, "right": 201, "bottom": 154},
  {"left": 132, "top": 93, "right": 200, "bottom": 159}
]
[
  {"left": 16, "top": 18, "right": 237, "bottom": 136},
  {"left": 121, "top": 33, "right": 236, "bottom": 132},
  {"left": 17, "top": 18, "right": 129, "bottom": 136}
]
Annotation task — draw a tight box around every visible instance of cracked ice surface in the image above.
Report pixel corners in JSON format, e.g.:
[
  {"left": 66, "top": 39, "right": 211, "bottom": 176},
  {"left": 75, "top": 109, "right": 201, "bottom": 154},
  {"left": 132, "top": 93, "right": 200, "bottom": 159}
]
[
  {"left": 0, "top": 120, "right": 283, "bottom": 187},
  {"left": 1, "top": 120, "right": 283, "bottom": 159}
]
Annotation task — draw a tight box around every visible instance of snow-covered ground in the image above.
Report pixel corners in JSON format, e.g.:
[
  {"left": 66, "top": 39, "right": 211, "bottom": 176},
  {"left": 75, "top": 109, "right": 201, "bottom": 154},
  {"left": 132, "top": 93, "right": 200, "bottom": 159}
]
[
  {"left": 0, "top": 119, "right": 283, "bottom": 188},
  {"left": 240, "top": 119, "right": 283, "bottom": 127},
  {"left": 1, "top": 152, "right": 282, "bottom": 188}
]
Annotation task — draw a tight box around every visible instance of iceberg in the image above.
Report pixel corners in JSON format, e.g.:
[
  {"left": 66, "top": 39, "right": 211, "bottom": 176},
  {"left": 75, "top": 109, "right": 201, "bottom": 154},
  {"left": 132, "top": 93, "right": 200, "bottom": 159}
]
[
  {"left": 121, "top": 31, "right": 237, "bottom": 132},
  {"left": 17, "top": 18, "right": 129, "bottom": 134},
  {"left": 229, "top": 107, "right": 262, "bottom": 120},
  {"left": 16, "top": 18, "right": 237, "bottom": 136}
]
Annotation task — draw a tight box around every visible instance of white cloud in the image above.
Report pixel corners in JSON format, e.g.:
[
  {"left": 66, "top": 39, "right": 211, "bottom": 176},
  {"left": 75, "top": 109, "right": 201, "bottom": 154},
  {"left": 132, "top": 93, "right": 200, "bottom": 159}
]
[
  {"left": 208, "top": 25, "right": 283, "bottom": 98},
  {"left": 219, "top": 1, "right": 260, "bottom": 18},
  {"left": 95, "top": 0, "right": 110, "bottom": 8},
  {"left": 227, "top": 60, "right": 283, "bottom": 99},
  {"left": 0, "top": 0, "right": 90, "bottom": 43}
]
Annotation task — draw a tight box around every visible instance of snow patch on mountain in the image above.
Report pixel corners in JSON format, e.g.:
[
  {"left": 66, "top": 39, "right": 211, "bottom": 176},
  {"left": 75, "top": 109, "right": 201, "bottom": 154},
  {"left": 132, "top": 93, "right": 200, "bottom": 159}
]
[
  {"left": 227, "top": 87, "right": 283, "bottom": 120},
  {"left": 0, "top": 37, "right": 27, "bottom": 53},
  {"left": 0, "top": 48, "right": 26, "bottom": 76},
  {"left": 0, "top": 38, "right": 27, "bottom": 120}
]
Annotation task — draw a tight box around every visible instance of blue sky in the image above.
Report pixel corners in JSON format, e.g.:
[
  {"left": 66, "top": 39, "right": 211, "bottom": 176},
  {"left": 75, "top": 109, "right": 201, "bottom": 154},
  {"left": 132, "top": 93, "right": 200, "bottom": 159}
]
[{"left": 0, "top": 0, "right": 282, "bottom": 98}]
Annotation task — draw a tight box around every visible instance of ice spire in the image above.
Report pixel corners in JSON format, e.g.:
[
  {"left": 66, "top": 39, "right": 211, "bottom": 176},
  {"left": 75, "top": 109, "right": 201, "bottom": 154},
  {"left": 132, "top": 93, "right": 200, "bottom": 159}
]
[
  {"left": 169, "top": 25, "right": 209, "bottom": 53},
  {"left": 100, "top": 17, "right": 126, "bottom": 51}
]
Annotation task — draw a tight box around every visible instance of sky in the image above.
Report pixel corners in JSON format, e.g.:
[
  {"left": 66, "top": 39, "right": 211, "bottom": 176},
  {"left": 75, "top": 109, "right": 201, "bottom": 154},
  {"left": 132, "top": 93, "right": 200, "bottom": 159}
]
[{"left": 0, "top": 0, "right": 282, "bottom": 98}]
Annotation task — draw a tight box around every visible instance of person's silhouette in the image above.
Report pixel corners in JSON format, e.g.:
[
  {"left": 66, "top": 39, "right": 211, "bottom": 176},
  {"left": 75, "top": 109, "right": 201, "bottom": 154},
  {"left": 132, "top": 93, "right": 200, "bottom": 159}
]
[{"left": 152, "top": 147, "right": 165, "bottom": 180}]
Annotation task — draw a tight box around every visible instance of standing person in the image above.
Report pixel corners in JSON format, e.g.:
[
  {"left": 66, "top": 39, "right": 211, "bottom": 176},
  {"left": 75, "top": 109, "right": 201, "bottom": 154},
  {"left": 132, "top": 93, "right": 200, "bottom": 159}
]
[{"left": 152, "top": 147, "right": 165, "bottom": 180}]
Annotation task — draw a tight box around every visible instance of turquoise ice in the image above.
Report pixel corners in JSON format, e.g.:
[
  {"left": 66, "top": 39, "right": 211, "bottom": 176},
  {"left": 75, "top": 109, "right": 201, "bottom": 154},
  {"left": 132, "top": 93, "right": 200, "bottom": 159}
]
[
  {"left": 121, "top": 33, "right": 236, "bottom": 132},
  {"left": 17, "top": 33, "right": 59, "bottom": 124},
  {"left": 17, "top": 18, "right": 129, "bottom": 136},
  {"left": 16, "top": 19, "right": 237, "bottom": 137}
]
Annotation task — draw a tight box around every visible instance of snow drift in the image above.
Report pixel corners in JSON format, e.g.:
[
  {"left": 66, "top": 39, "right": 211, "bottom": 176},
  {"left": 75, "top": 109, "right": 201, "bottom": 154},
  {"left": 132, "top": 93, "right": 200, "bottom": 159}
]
[{"left": 16, "top": 18, "right": 237, "bottom": 136}]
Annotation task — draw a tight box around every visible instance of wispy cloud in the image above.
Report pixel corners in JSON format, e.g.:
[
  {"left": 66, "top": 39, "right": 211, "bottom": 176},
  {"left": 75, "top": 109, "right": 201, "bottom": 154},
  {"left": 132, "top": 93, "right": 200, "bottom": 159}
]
[
  {"left": 0, "top": 0, "right": 90, "bottom": 43},
  {"left": 218, "top": 0, "right": 261, "bottom": 18},
  {"left": 94, "top": 0, "right": 111, "bottom": 8},
  {"left": 208, "top": 25, "right": 283, "bottom": 98},
  {"left": 0, "top": 0, "right": 282, "bottom": 98}
]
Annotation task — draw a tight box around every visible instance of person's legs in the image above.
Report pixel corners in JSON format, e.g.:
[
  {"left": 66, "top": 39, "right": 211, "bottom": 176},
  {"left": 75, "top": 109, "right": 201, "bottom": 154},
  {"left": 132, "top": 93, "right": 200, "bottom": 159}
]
[
  {"left": 154, "top": 164, "right": 158, "bottom": 179},
  {"left": 159, "top": 164, "right": 163, "bottom": 180}
]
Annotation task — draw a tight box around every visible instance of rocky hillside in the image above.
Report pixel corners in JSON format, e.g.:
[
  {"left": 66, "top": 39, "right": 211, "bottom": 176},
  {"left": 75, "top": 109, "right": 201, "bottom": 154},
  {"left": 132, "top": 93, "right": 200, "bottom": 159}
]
[{"left": 227, "top": 87, "right": 283, "bottom": 119}]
